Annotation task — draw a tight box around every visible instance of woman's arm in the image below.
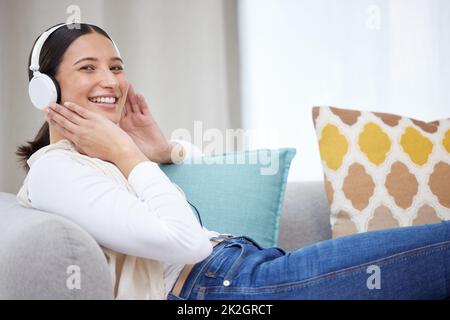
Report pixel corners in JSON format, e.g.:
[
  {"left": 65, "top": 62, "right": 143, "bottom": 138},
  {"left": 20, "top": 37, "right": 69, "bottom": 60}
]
[
  {"left": 43, "top": 102, "right": 212, "bottom": 263},
  {"left": 111, "top": 145, "right": 148, "bottom": 179},
  {"left": 27, "top": 153, "right": 212, "bottom": 264}
]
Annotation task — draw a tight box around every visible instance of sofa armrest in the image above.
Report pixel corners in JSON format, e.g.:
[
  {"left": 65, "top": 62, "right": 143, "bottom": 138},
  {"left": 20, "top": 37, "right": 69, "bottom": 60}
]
[{"left": 0, "top": 192, "right": 113, "bottom": 299}]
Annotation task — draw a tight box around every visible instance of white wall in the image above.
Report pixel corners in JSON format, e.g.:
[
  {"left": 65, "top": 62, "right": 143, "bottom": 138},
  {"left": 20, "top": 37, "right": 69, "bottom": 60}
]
[{"left": 239, "top": 0, "right": 450, "bottom": 181}]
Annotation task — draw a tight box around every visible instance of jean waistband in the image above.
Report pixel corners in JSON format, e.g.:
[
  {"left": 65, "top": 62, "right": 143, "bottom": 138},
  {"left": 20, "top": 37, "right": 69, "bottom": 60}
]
[
  {"left": 169, "top": 235, "right": 263, "bottom": 299},
  {"left": 210, "top": 234, "right": 263, "bottom": 249}
]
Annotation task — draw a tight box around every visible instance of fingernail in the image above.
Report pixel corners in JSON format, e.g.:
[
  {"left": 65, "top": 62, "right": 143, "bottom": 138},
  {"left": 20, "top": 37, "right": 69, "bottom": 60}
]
[{"left": 44, "top": 107, "right": 50, "bottom": 113}]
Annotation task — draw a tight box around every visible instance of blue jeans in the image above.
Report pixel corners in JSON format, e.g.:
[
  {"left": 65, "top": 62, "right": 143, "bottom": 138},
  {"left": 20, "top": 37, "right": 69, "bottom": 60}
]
[{"left": 168, "top": 221, "right": 450, "bottom": 299}]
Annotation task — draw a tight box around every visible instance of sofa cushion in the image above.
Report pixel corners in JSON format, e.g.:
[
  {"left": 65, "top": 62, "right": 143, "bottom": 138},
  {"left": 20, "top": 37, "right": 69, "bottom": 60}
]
[
  {"left": 312, "top": 106, "right": 450, "bottom": 239},
  {"left": 0, "top": 192, "right": 113, "bottom": 299},
  {"left": 278, "top": 181, "right": 332, "bottom": 251},
  {"left": 159, "top": 148, "right": 296, "bottom": 248}
]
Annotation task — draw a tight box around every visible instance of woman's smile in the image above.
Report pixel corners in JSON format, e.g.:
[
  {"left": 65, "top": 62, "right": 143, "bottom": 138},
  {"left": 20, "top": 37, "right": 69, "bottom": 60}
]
[{"left": 88, "top": 95, "right": 119, "bottom": 110}]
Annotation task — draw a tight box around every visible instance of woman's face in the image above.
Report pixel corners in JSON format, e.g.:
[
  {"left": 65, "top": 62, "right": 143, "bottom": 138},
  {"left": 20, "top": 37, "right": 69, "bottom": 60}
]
[{"left": 55, "top": 32, "right": 128, "bottom": 124}]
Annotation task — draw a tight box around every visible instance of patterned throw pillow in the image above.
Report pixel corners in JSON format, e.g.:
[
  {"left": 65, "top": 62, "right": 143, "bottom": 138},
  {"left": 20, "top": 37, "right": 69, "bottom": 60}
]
[{"left": 312, "top": 106, "right": 450, "bottom": 238}]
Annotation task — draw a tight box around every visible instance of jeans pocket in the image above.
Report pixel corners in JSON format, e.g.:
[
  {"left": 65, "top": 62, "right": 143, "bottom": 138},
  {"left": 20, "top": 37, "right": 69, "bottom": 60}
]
[
  {"left": 219, "top": 241, "right": 249, "bottom": 282},
  {"left": 203, "top": 242, "right": 245, "bottom": 280}
]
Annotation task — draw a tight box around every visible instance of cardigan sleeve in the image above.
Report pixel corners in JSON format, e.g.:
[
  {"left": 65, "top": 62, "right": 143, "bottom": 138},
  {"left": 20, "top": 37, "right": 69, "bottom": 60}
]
[
  {"left": 26, "top": 153, "right": 212, "bottom": 264},
  {"left": 169, "top": 139, "right": 203, "bottom": 163}
]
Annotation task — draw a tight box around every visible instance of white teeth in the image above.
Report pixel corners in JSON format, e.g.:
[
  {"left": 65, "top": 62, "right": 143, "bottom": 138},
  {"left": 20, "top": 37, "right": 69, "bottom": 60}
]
[{"left": 89, "top": 97, "right": 117, "bottom": 104}]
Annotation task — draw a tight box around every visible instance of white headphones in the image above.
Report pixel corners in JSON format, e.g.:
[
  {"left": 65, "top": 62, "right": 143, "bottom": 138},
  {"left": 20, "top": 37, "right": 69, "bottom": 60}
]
[{"left": 28, "top": 23, "right": 121, "bottom": 110}]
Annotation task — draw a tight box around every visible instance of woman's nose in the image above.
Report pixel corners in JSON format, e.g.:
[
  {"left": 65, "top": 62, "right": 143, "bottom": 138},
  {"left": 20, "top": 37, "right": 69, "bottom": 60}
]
[{"left": 98, "top": 69, "right": 119, "bottom": 88}]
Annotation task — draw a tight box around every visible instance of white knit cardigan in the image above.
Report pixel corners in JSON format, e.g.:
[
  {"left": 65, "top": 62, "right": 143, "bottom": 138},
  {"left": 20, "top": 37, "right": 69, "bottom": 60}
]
[{"left": 17, "top": 139, "right": 167, "bottom": 300}]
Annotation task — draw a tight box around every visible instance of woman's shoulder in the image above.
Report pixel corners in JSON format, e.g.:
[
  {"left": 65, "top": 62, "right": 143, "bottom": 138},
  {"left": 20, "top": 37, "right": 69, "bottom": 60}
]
[
  {"left": 30, "top": 149, "right": 82, "bottom": 172},
  {"left": 22, "top": 151, "right": 92, "bottom": 208},
  {"left": 28, "top": 149, "right": 105, "bottom": 187},
  {"left": 28, "top": 148, "right": 124, "bottom": 192}
]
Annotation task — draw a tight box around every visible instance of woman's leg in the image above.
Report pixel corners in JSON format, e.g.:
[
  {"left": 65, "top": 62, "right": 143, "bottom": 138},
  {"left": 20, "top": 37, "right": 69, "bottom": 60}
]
[{"left": 173, "top": 221, "right": 450, "bottom": 299}]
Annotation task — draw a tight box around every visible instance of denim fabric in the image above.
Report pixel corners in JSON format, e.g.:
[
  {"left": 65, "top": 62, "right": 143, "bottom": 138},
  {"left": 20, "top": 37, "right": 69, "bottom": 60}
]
[{"left": 168, "top": 221, "right": 450, "bottom": 300}]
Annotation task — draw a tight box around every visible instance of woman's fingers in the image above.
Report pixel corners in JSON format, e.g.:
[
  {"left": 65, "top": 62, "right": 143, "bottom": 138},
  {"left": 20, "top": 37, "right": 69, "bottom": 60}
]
[
  {"left": 136, "top": 93, "right": 149, "bottom": 115},
  {"left": 51, "top": 119, "right": 77, "bottom": 142},
  {"left": 46, "top": 103, "right": 84, "bottom": 126},
  {"left": 127, "top": 84, "right": 139, "bottom": 113},
  {"left": 46, "top": 110, "right": 77, "bottom": 143},
  {"left": 124, "top": 98, "right": 132, "bottom": 117},
  {"left": 121, "top": 85, "right": 129, "bottom": 118},
  {"left": 120, "top": 101, "right": 128, "bottom": 119},
  {"left": 63, "top": 101, "right": 94, "bottom": 120},
  {"left": 47, "top": 103, "right": 80, "bottom": 132},
  {"left": 123, "top": 84, "right": 149, "bottom": 116}
]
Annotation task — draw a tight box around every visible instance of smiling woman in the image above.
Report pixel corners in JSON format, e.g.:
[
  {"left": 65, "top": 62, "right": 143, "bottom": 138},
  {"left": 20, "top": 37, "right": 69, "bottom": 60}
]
[
  {"left": 16, "top": 23, "right": 128, "bottom": 170},
  {"left": 14, "top": 22, "right": 450, "bottom": 301},
  {"left": 17, "top": 23, "right": 176, "bottom": 171},
  {"left": 15, "top": 23, "right": 210, "bottom": 300}
]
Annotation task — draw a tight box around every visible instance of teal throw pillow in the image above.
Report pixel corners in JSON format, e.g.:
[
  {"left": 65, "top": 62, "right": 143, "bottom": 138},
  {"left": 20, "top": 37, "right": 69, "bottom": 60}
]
[{"left": 159, "top": 148, "right": 296, "bottom": 247}]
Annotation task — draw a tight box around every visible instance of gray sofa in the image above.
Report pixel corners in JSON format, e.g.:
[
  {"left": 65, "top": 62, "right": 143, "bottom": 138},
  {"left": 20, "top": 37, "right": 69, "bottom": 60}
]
[{"left": 0, "top": 181, "right": 331, "bottom": 299}]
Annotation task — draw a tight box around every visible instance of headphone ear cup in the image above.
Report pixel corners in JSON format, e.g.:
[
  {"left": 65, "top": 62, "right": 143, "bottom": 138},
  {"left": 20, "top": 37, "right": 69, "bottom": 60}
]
[
  {"left": 49, "top": 75, "right": 61, "bottom": 104},
  {"left": 28, "top": 72, "right": 59, "bottom": 110}
]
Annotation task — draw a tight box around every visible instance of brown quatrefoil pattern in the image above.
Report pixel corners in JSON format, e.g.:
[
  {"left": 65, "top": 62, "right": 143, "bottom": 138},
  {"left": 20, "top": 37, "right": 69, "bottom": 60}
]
[{"left": 313, "top": 106, "right": 450, "bottom": 238}]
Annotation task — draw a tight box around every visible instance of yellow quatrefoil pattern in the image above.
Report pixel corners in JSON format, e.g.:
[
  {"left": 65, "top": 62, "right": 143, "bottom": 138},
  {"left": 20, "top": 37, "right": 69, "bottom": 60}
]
[{"left": 312, "top": 106, "right": 450, "bottom": 239}]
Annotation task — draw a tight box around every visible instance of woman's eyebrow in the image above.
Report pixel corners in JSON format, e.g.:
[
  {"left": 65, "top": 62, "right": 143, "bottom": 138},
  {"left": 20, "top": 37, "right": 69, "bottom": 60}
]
[{"left": 73, "top": 57, "right": 123, "bottom": 65}]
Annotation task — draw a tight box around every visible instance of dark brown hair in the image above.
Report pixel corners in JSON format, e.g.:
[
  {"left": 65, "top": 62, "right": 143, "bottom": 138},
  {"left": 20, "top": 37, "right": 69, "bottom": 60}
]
[{"left": 16, "top": 23, "right": 114, "bottom": 171}]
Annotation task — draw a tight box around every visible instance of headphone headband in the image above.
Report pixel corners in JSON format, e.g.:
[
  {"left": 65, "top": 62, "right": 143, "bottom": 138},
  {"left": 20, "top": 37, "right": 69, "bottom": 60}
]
[{"left": 29, "top": 23, "right": 121, "bottom": 73}]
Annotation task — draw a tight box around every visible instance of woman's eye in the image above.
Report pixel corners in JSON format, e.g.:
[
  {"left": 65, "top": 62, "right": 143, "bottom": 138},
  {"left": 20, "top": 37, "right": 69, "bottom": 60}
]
[
  {"left": 79, "top": 65, "right": 124, "bottom": 72},
  {"left": 80, "top": 65, "right": 95, "bottom": 71},
  {"left": 111, "top": 65, "right": 124, "bottom": 72}
]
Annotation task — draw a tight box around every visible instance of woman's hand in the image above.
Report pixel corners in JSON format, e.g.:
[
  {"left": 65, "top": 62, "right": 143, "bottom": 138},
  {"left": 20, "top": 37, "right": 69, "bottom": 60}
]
[
  {"left": 119, "top": 84, "right": 175, "bottom": 164},
  {"left": 45, "top": 102, "right": 143, "bottom": 166}
]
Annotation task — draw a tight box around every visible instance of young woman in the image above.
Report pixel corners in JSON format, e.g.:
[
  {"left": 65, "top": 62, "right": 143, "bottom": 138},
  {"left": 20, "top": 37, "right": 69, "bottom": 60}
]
[{"left": 17, "top": 23, "right": 450, "bottom": 300}]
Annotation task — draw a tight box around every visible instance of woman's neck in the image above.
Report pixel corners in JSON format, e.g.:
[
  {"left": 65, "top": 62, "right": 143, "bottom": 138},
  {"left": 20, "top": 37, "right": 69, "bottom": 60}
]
[{"left": 49, "top": 125, "right": 65, "bottom": 144}]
